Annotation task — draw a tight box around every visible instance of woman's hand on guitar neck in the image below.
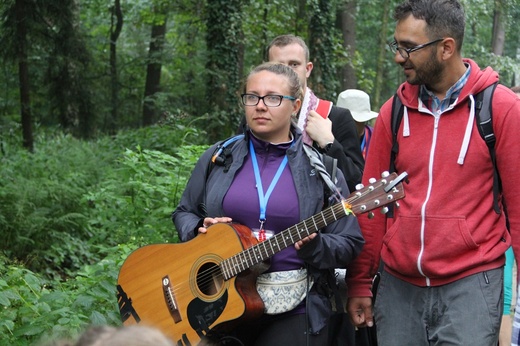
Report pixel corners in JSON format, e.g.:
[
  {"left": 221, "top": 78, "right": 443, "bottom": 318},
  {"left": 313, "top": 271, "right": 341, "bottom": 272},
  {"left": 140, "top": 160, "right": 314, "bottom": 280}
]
[
  {"left": 198, "top": 217, "right": 233, "bottom": 234},
  {"left": 294, "top": 232, "right": 318, "bottom": 250}
]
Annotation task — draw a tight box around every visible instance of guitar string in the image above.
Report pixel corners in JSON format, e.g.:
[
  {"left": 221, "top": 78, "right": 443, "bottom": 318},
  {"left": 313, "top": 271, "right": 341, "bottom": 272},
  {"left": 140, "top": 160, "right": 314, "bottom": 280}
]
[
  {"left": 167, "top": 205, "right": 338, "bottom": 294},
  {"left": 167, "top": 180, "right": 389, "bottom": 297},
  {"left": 167, "top": 182, "right": 386, "bottom": 297}
]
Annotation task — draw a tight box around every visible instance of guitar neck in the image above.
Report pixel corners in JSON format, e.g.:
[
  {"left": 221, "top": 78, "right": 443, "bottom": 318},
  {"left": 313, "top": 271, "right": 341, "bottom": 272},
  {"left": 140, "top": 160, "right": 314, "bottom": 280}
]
[
  {"left": 221, "top": 202, "right": 348, "bottom": 280},
  {"left": 220, "top": 171, "right": 406, "bottom": 281}
]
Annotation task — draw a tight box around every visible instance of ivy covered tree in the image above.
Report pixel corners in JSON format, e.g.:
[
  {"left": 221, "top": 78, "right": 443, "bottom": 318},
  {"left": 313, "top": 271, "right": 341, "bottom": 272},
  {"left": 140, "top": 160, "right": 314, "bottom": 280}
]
[
  {"left": 308, "top": 0, "right": 339, "bottom": 101},
  {"left": 204, "top": 0, "right": 246, "bottom": 141}
]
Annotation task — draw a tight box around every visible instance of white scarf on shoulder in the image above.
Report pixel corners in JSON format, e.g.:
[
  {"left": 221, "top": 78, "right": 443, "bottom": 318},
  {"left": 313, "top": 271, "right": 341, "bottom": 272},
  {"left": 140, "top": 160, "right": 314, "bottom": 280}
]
[{"left": 298, "top": 87, "right": 319, "bottom": 145}]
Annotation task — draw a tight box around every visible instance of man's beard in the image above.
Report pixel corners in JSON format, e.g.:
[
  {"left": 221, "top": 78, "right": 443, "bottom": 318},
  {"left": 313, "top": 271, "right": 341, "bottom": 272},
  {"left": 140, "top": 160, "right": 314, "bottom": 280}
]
[{"left": 406, "top": 53, "right": 443, "bottom": 86}]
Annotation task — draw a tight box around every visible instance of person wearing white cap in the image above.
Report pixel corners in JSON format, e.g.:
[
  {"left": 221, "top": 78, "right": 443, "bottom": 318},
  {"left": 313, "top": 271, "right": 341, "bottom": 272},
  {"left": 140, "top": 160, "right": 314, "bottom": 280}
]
[{"left": 337, "top": 89, "right": 378, "bottom": 159}]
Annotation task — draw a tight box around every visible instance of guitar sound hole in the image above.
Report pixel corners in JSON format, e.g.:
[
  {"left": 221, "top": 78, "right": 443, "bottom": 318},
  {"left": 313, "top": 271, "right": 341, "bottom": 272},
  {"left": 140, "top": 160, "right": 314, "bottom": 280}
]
[{"left": 197, "top": 262, "right": 224, "bottom": 296}]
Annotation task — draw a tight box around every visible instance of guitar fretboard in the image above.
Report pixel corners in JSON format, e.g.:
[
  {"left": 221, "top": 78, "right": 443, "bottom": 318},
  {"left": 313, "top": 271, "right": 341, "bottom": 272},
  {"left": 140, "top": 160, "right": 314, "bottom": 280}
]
[{"left": 220, "top": 202, "right": 348, "bottom": 280}]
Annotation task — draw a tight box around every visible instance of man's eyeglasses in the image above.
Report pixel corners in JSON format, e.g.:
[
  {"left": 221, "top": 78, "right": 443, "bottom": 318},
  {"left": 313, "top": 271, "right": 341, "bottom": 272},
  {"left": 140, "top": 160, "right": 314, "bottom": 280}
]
[
  {"left": 388, "top": 38, "right": 444, "bottom": 59},
  {"left": 241, "top": 94, "right": 296, "bottom": 107}
]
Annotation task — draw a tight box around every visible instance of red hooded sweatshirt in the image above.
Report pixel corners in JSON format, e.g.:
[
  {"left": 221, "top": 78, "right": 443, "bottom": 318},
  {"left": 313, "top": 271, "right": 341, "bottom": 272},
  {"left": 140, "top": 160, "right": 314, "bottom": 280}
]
[{"left": 347, "top": 59, "right": 520, "bottom": 296}]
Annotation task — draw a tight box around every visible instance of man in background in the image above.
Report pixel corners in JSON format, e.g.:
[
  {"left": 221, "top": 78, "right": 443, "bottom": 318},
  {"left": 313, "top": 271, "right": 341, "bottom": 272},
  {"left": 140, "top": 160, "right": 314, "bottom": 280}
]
[{"left": 267, "top": 35, "right": 364, "bottom": 193}]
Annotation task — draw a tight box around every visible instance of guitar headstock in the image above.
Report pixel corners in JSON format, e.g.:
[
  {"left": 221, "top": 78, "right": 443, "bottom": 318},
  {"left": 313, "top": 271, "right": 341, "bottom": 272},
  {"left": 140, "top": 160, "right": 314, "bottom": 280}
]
[{"left": 345, "top": 171, "right": 407, "bottom": 216}]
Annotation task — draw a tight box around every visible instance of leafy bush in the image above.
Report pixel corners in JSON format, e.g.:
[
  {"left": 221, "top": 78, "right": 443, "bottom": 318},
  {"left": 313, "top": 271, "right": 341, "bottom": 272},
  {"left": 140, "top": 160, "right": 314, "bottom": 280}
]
[
  {"left": 83, "top": 144, "right": 207, "bottom": 247},
  {"left": 0, "top": 124, "right": 206, "bottom": 276},
  {"left": 0, "top": 247, "right": 129, "bottom": 346},
  {"left": 0, "top": 132, "right": 107, "bottom": 268},
  {"left": 0, "top": 124, "right": 209, "bottom": 344}
]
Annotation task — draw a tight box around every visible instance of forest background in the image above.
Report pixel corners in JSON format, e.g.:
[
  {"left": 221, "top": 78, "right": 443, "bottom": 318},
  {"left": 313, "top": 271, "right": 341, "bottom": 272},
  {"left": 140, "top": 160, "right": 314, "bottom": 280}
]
[{"left": 1, "top": 0, "right": 519, "bottom": 344}]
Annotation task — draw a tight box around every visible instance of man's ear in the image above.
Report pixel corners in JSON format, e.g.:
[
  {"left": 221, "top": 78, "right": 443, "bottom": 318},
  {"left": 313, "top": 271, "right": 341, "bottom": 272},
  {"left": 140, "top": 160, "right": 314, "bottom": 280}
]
[
  {"left": 440, "top": 38, "right": 456, "bottom": 61},
  {"left": 306, "top": 62, "right": 313, "bottom": 78}
]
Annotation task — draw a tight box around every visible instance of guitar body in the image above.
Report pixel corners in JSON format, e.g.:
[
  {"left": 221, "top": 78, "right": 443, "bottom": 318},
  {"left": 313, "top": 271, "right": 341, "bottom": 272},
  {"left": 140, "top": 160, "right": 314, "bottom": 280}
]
[{"left": 117, "top": 223, "right": 265, "bottom": 345}]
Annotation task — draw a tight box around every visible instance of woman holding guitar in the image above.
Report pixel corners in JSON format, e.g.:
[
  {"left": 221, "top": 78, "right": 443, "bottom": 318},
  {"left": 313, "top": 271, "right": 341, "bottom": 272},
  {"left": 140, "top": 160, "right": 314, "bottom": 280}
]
[{"left": 171, "top": 62, "right": 364, "bottom": 346}]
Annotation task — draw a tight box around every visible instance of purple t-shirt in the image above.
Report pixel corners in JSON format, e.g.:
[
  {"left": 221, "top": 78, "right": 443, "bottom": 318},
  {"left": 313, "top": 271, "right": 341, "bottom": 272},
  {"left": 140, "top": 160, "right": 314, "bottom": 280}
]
[{"left": 222, "top": 136, "right": 302, "bottom": 273}]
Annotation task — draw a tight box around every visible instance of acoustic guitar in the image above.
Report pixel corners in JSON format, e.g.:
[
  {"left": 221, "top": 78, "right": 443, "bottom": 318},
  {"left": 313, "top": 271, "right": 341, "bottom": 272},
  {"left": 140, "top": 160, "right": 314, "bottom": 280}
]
[{"left": 117, "top": 171, "right": 407, "bottom": 345}]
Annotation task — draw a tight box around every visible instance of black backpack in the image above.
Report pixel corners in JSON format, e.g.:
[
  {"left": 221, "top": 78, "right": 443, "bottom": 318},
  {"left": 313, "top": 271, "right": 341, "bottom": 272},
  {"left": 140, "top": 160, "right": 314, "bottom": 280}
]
[{"left": 388, "top": 82, "right": 502, "bottom": 217}]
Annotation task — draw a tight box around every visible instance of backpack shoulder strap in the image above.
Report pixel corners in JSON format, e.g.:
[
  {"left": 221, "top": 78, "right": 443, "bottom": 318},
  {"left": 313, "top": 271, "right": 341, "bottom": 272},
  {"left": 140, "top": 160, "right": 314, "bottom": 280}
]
[
  {"left": 389, "top": 93, "right": 404, "bottom": 174},
  {"left": 302, "top": 144, "right": 339, "bottom": 205},
  {"left": 322, "top": 154, "right": 338, "bottom": 184},
  {"left": 321, "top": 154, "right": 338, "bottom": 206},
  {"left": 475, "top": 82, "right": 501, "bottom": 214},
  {"left": 315, "top": 99, "right": 333, "bottom": 119},
  {"left": 211, "top": 134, "right": 245, "bottom": 167},
  {"left": 199, "top": 134, "right": 244, "bottom": 217},
  {"left": 387, "top": 93, "right": 404, "bottom": 218}
]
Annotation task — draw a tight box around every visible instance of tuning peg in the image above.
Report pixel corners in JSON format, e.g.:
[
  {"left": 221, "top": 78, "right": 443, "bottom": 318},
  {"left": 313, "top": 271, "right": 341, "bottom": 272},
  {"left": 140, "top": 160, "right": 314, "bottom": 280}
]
[
  {"left": 381, "top": 206, "right": 389, "bottom": 214},
  {"left": 395, "top": 201, "right": 400, "bottom": 208},
  {"left": 368, "top": 177, "right": 376, "bottom": 184},
  {"left": 368, "top": 212, "right": 375, "bottom": 219},
  {"left": 355, "top": 183, "right": 364, "bottom": 190},
  {"left": 381, "top": 171, "right": 390, "bottom": 178}
]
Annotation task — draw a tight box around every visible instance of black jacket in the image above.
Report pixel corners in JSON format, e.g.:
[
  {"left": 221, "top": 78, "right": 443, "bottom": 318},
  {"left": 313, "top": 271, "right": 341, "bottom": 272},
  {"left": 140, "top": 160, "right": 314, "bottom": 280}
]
[{"left": 319, "top": 105, "right": 364, "bottom": 193}]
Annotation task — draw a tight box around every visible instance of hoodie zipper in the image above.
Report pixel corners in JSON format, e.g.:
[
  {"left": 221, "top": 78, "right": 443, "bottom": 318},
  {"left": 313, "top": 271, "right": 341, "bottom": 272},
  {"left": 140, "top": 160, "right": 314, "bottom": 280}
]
[{"left": 416, "top": 110, "right": 442, "bottom": 287}]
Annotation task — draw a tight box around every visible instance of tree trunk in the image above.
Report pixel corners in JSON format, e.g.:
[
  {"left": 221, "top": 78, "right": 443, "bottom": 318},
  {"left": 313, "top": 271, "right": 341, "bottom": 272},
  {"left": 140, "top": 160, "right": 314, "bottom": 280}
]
[
  {"left": 491, "top": 0, "right": 506, "bottom": 56},
  {"left": 309, "top": 0, "right": 337, "bottom": 100},
  {"left": 109, "top": 0, "right": 123, "bottom": 133},
  {"left": 142, "top": 20, "right": 167, "bottom": 127},
  {"left": 15, "top": 0, "right": 33, "bottom": 152},
  {"left": 338, "top": 0, "right": 357, "bottom": 90},
  {"left": 205, "top": 0, "right": 244, "bottom": 141},
  {"left": 373, "top": 0, "right": 391, "bottom": 110}
]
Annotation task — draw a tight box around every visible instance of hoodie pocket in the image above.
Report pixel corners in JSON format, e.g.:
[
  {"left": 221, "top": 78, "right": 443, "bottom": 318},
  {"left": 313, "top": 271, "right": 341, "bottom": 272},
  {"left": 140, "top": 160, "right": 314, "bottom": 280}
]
[{"left": 382, "top": 215, "right": 479, "bottom": 278}]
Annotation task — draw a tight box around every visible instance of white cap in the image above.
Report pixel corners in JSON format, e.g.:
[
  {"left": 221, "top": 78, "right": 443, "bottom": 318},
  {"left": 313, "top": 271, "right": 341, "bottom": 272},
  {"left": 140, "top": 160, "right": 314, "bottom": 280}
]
[{"left": 336, "top": 89, "right": 378, "bottom": 122}]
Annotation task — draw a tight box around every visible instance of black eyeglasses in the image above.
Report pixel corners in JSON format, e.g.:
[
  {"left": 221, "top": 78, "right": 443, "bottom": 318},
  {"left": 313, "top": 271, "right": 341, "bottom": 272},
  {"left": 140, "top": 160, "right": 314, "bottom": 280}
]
[
  {"left": 241, "top": 94, "right": 296, "bottom": 107},
  {"left": 388, "top": 38, "right": 444, "bottom": 59}
]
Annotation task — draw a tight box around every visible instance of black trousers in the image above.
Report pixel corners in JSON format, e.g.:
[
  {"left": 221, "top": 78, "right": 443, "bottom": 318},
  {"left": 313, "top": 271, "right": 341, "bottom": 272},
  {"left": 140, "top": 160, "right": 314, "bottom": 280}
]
[{"left": 232, "top": 313, "right": 329, "bottom": 346}]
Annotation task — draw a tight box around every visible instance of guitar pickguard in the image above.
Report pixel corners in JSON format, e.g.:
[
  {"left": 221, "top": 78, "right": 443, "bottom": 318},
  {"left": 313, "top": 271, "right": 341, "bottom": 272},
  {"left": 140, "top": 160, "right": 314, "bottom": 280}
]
[{"left": 187, "top": 290, "right": 228, "bottom": 337}]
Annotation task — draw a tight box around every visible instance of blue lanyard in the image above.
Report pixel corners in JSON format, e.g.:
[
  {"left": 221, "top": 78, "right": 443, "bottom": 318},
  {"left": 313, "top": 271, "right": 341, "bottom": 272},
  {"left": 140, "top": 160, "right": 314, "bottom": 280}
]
[{"left": 249, "top": 140, "right": 288, "bottom": 227}]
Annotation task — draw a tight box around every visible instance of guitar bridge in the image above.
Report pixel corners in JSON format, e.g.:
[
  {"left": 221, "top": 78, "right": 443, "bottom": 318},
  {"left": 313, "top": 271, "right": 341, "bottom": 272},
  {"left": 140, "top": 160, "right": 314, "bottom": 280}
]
[{"left": 162, "top": 275, "right": 182, "bottom": 323}]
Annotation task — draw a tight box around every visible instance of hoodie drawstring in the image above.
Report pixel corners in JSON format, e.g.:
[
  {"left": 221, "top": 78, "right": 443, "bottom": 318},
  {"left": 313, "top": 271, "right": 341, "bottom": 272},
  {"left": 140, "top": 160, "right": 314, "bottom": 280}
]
[
  {"left": 457, "top": 94, "right": 475, "bottom": 165},
  {"left": 403, "top": 106, "right": 410, "bottom": 137}
]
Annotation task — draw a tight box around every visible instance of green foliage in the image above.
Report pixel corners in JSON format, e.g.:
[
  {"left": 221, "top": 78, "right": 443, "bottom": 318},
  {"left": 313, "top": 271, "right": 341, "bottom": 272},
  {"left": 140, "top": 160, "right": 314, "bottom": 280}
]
[
  {"left": 2, "top": 0, "right": 520, "bottom": 141},
  {"left": 0, "top": 132, "right": 105, "bottom": 267},
  {"left": 0, "top": 248, "right": 128, "bottom": 345},
  {"left": 0, "top": 123, "right": 207, "bottom": 344},
  {"left": 242, "top": 0, "right": 301, "bottom": 65},
  {"left": 0, "top": 122, "right": 206, "bottom": 273},
  {"left": 83, "top": 144, "right": 205, "bottom": 247}
]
